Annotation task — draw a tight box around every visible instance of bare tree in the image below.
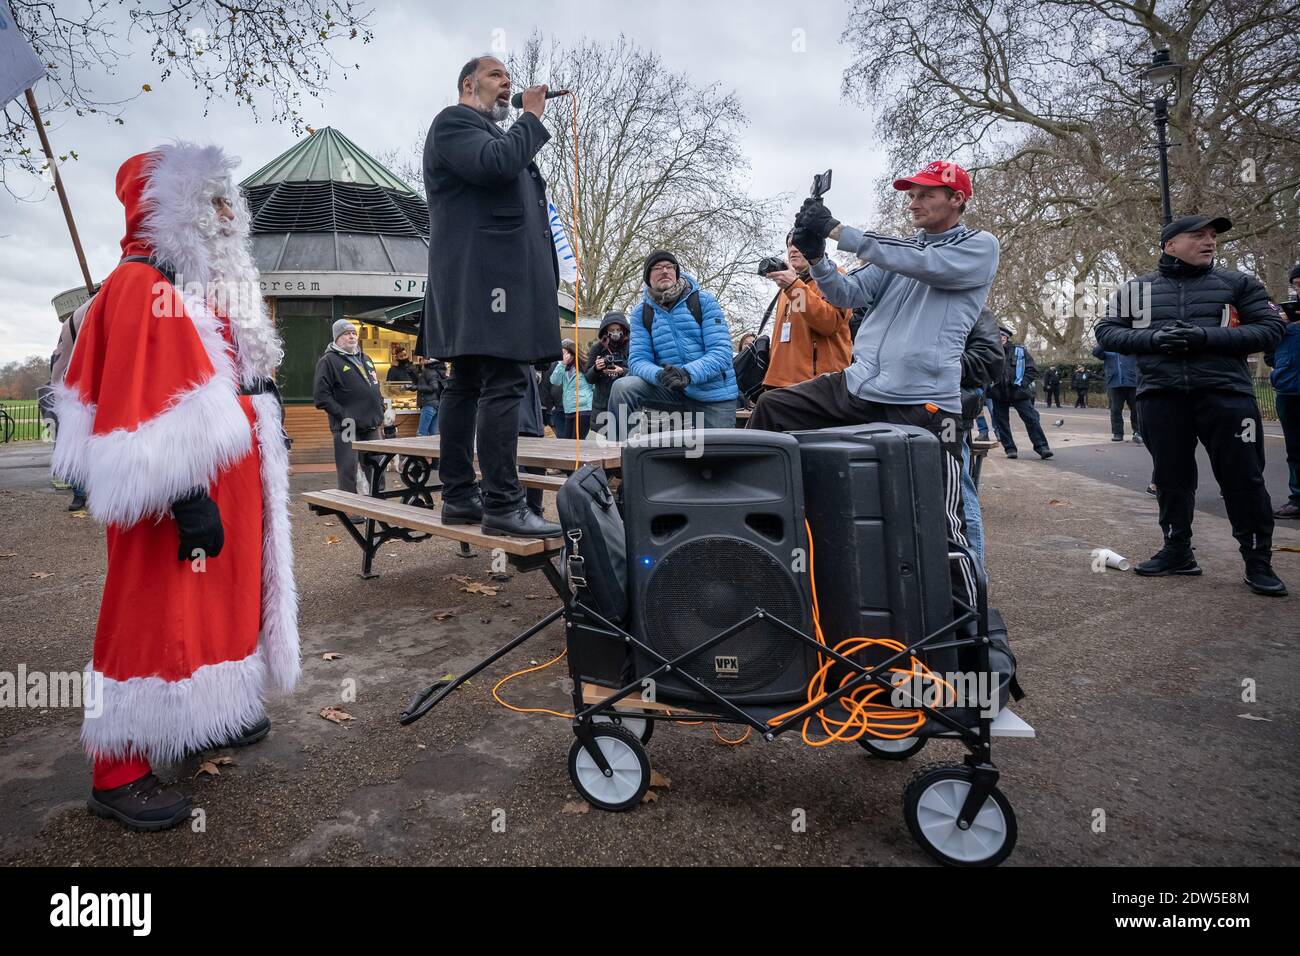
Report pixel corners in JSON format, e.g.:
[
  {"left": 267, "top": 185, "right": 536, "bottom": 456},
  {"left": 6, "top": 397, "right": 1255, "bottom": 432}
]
[
  {"left": 3, "top": 0, "right": 374, "bottom": 194},
  {"left": 508, "top": 33, "right": 787, "bottom": 335},
  {"left": 841, "top": 0, "right": 1300, "bottom": 360}
]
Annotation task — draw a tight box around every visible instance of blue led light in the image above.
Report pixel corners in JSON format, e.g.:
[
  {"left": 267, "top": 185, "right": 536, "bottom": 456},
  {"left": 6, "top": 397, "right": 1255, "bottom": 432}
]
[{"left": 640, "top": 556, "right": 653, "bottom": 567}]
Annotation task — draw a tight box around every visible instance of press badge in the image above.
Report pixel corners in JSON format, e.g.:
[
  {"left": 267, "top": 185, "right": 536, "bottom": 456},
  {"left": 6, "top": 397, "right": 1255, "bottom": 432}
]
[{"left": 780, "top": 322, "right": 791, "bottom": 343}]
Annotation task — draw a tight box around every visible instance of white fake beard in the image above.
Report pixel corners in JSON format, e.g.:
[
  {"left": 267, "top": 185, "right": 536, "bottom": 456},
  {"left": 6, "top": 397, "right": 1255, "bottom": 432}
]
[{"left": 205, "top": 212, "right": 283, "bottom": 383}]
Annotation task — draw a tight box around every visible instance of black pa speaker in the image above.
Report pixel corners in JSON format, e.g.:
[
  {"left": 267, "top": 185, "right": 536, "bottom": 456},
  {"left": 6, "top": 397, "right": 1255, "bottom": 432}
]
[
  {"left": 792, "top": 424, "right": 959, "bottom": 677},
  {"left": 622, "top": 428, "right": 816, "bottom": 704}
]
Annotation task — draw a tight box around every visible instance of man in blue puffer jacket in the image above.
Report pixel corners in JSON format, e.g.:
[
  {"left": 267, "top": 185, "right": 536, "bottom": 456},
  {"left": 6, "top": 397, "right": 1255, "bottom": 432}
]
[
  {"left": 1266, "top": 263, "right": 1300, "bottom": 520},
  {"left": 606, "top": 250, "right": 738, "bottom": 440}
]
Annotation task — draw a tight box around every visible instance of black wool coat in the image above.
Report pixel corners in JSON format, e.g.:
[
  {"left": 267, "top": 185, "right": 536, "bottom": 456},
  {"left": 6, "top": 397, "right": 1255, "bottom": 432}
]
[{"left": 421, "top": 105, "right": 561, "bottom": 363}]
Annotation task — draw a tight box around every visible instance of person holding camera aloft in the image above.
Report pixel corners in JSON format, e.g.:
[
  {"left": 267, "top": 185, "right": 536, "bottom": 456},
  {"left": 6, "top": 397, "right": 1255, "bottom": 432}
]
[
  {"left": 1096, "top": 214, "right": 1285, "bottom": 595},
  {"left": 751, "top": 161, "right": 998, "bottom": 620}
]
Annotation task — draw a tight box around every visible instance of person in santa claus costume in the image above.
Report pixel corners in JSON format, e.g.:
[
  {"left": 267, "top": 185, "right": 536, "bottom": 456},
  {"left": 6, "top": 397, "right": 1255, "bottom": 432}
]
[{"left": 52, "top": 143, "right": 300, "bottom": 831}]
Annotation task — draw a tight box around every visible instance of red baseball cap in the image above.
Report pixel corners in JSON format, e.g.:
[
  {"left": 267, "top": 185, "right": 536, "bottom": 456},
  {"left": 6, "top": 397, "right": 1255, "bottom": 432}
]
[{"left": 893, "top": 161, "right": 972, "bottom": 201}]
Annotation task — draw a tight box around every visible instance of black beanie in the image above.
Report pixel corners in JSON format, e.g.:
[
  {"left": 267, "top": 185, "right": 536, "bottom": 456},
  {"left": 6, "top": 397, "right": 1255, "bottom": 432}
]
[{"left": 643, "top": 249, "right": 680, "bottom": 285}]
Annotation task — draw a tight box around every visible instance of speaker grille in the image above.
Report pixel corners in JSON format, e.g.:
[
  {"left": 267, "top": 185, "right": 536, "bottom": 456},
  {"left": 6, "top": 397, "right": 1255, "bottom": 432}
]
[{"left": 644, "top": 536, "right": 804, "bottom": 695}]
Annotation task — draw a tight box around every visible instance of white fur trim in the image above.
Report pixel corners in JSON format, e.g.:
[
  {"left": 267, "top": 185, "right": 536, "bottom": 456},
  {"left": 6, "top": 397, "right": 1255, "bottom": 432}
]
[
  {"left": 251, "top": 392, "right": 300, "bottom": 692},
  {"left": 81, "top": 650, "right": 270, "bottom": 765},
  {"left": 51, "top": 376, "right": 251, "bottom": 528}
]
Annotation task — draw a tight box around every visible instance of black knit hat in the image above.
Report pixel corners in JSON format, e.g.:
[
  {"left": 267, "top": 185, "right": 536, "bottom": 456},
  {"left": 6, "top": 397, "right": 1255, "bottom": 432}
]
[{"left": 643, "top": 249, "right": 680, "bottom": 285}]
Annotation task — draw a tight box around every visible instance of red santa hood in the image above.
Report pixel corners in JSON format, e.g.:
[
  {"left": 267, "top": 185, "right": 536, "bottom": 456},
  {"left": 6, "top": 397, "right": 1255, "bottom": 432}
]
[{"left": 115, "top": 151, "right": 158, "bottom": 261}]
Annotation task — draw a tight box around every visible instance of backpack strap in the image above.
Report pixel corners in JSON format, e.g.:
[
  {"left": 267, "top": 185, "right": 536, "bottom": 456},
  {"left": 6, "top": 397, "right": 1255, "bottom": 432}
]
[
  {"left": 120, "top": 255, "right": 177, "bottom": 287},
  {"left": 641, "top": 290, "right": 704, "bottom": 332},
  {"left": 641, "top": 302, "right": 653, "bottom": 334}
]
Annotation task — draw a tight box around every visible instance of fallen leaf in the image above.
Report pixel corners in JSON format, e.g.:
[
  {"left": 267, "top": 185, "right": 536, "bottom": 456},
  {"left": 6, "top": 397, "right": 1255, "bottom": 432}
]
[
  {"left": 1237, "top": 713, "right": 1272, "bottom": 722},
  {"left": 323, "top": 521, "right": 336, "bottom": 526},
  {"left": 210, "top": 756, "right": 234, "bottom": 766},
  {"left": 461, "top": 581, "right": 498, "bottom": 596},
  {"left": 641, "top": 790, "right": 659, "bottom": 803},
  {"left": 1274, "top": 546, "right": 1300, "bottom": 554},
  {"left": 70, "top": 512, "right": 87, "bottom": 519},
  {"left": 325, "top": 535, "right": 340, "bottom": 545},
  {"left": 195, "top": 760, "right": 222, "bottom": 778},
  {"left": 561, "top": 801, "right": 590, "bottom": 814},
  {"left": 1048, "top": 499, "right": 1064, "bottom": 506},
  {"left": 649, "top": 770, "right": 672, "bottom": 790},
  {"left": 0, "top": 552, "right": 16, "bottom": 558},
  {"left": 434, "top": 611, "right": 455, "bottom": 621},
  {"left": 319, "top": 705, "right": 354, "bottom": 724},
  {"left": 30, "top": 571, "right": 53, "bottom": 579},
  {"left": 321, "top": 652, "right": 342, "bottom": 661}
]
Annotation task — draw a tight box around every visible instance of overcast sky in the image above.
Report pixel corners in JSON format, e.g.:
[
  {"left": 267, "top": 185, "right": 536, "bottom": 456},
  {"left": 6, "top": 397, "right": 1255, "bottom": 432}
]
[{"left": 0, "top": 0, "right": 891, "bottom": 365}]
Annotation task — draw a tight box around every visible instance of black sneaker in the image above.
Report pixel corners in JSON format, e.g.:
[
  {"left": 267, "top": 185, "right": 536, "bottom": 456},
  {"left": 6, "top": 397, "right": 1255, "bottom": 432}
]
[
  {"left": 88, "top": 774, "right": 192, "bottom": 832},
  {"left": 1244, "top": 560, "right": 1288, "bottom": 597},
  {"left": 1135, "top": 545, "right": 1202, "bottom": 577},
  {"left": 1005, "top": 450, "right": 1018, "bottom": 459},
  {"left": 1037, "top": 448, "right": 1054, "bottom": 460},
  {"left": 1145, "top": 484, "right": 1158, "bottom": 497},
  {"left": 441, "top": 493, "right": 484, "bottom": 526},
  {"left": 67, "top": 495, "right": 87, "bottom": 512},
  {"left": 1111, "top": 435, "right": 1124, "bottom": 442},
  {"left": 1133, "top": 434, "right": 1144, "bottom": 445}
]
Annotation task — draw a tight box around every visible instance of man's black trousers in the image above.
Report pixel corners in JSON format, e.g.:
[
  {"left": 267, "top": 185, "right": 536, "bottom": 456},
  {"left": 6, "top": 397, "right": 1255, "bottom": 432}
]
[
  {"left": 1074, "top": 389, "right": 1088, "bottom": 407},
  {"left": 749, "top": 371, "right": 977, "bottom": 615},
  {"left": 990, "top": 395, "right": 1049, "bottom": 455},
  {"left": 1044, "top": 384, "right": 1061, "bottom": 407},
  {"left": 438, "top": 356, "right": 529, "bottom": 514},
  {"left": 1108, "top": 386, "right": 1140, "bottom": 438},
  {"left": 1138, "top": 388, "right": 1274, "bottom": 558}
]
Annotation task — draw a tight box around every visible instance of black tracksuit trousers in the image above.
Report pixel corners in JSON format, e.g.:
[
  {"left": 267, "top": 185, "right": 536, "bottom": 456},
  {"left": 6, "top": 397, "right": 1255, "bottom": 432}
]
[{"left": 1138, "top": 389, "right": 1274, "bottom": 559}]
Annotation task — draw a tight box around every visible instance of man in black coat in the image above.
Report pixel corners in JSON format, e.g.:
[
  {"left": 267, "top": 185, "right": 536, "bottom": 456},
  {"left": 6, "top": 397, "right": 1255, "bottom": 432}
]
[
  {"left": 988, "top": 326, "right": 1053, "bottom": 460},
  {"left": 1097, "top": 214, "right": 1286, "bottom": 595},
  {"left": 314, "top": 319, "right": 386, "bottom": 520},
  {"left": 1043, "top": 366, "right": 1061, "bottom": 407},
  {"left": 421, "top": 55, "right": 561, "bottom": 538}
]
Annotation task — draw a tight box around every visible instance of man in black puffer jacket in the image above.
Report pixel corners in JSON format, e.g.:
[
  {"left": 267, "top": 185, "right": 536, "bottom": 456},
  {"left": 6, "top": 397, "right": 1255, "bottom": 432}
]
[
  {"left": 958, "top": 308, "right": 1004, "bottom": 563},
  {"left": 1096, "top": 214, "right": 1286, "bottom": 596}
]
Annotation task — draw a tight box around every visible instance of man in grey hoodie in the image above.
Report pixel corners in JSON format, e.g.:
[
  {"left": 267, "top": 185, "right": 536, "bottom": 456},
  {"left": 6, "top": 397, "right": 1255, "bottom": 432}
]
[{"left": 752, "top": 161, "right": 998, "bottom": 614}]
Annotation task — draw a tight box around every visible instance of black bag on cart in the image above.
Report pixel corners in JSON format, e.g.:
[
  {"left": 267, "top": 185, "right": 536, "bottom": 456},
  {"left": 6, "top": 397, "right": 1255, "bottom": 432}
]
[{"left": 558, "top": 464, "right": 631, "bottom": 688}]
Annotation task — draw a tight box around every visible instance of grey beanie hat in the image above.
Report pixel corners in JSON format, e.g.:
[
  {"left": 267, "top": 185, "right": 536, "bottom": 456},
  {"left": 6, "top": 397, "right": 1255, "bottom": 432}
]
[{"left": 333, "top": 319, "right": 358, "bottom": 341}]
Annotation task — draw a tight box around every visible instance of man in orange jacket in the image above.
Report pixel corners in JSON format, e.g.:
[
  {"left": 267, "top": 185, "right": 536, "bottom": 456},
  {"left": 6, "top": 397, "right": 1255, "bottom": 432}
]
[{"left": 760, "top": 232, "right": 853, "bottom": 388}]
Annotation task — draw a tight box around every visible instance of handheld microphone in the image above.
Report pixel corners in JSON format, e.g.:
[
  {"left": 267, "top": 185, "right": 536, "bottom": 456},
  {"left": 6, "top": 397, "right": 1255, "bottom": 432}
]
[{"left": 509, "top": 88, "right": 571, "bottom": 108}]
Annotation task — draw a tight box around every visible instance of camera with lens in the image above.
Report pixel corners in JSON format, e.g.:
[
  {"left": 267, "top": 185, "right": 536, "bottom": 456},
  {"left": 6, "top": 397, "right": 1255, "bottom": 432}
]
[{"left": 757, "top": 256, "right": 788, "bottom": 276}]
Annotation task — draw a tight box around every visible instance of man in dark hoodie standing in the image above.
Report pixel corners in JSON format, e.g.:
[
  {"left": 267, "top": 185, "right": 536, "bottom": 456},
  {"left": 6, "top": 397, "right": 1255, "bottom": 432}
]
[
  {"left": 988, "top": 326, "right": 1053, "bottom": 460},
  {"left": 1096, "top": 214, "right": 1286, "bottom": 595},
  {"left": 314, "top": 319, "right": 385, "bottom": 515},
  {"left": 585, "top": 311, "right": 630, "bottom": 437}
]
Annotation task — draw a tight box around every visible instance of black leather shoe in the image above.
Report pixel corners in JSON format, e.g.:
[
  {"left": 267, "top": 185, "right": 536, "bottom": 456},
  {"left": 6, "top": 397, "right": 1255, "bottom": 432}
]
[
  {"left": 88, "top": 774, "right": 192, "bottom": 832},
  {"left": 220, "top": 715, "right": 271, "bottom": 748},
  {"left": 482, "top": 505, "right": 562, "bottom": 539},
  {"left": 441, "top": 493, "right": 484, "bottom": 526},
  {"left": 1274, "top": 503, "right": 1300, "bottom": 520},
  {"left": 1244, "top": 560, "right": 1287, "bottom": 597},
  {"left": 1005, "top": 450, "right": 1018, "bottom": 459},
  {"left": 1135, "top": 545, "right": 1201, "bottom": 577}
]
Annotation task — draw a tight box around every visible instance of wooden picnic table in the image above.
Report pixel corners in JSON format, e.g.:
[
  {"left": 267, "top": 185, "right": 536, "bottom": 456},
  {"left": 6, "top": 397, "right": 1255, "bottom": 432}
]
[{"left": 351, "top": 435, "right": 623, "bottom": 472}]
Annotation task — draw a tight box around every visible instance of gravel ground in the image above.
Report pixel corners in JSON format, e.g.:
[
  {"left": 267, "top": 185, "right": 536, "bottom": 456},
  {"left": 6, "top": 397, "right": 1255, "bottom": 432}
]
[{"left": 1, "top": 420, "right": 1296, "bottom": 867}]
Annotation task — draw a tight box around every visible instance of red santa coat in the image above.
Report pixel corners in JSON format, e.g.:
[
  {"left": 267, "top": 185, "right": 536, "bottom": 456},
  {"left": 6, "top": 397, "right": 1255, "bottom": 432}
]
[{"left": 53, "top": 147, "right": 299, "bottom": 764}]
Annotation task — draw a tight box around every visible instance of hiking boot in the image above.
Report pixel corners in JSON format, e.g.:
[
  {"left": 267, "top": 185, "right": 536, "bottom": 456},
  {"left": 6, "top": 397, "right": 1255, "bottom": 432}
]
[
  {"left": 88, "top": 774, "right": 192, "bottom": 832},
  {"left": 1135, "top": 544, "right": 1201, "bottom": 577},
  {"left": 482, "top": 505, "right": 561, "bottom": 539},
  {"left": 1274, "top": 502, "right": 1300, "bottom": 520},
  {"left": 67, "top": 494, "right": 87, "bottom": 512},
  {"left": 1244, "top": 559, "right": 1288, "bottom": 597},
  {"left": 441, "top": 492, "right": 484, "bottom": 526}
]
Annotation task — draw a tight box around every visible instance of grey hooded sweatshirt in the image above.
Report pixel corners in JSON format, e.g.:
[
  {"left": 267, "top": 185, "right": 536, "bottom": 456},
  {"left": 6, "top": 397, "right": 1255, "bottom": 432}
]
[{"left": 810, "top": 223, "right": 1000, "bottom": 413}]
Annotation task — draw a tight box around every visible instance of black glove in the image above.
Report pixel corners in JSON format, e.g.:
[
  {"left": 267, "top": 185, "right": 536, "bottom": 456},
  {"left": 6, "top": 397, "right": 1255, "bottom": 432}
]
[
  {"left": 795, "top": 197, "right": 841, "bottom": 239},
  {"left": 1153, "top": 324, "right": 1196, "bottom": 353},
  {"left": 789, "top": 225, "right": 826, "bottom": 262},
  {"left": 172, "top": 489, "right": 224, "bottom": 561},
  {"left": 1164, "top": 322, "right": 1208, "bottom": 350},
  {"left": 657, "top": 365, "right": 691, "bottom": 390}
]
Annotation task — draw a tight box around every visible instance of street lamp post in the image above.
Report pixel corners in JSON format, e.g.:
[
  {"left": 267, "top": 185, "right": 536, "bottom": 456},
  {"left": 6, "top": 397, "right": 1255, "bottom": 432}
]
[{"left": 1141, "top": 48, "right": 1184, "bottom": 227}]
